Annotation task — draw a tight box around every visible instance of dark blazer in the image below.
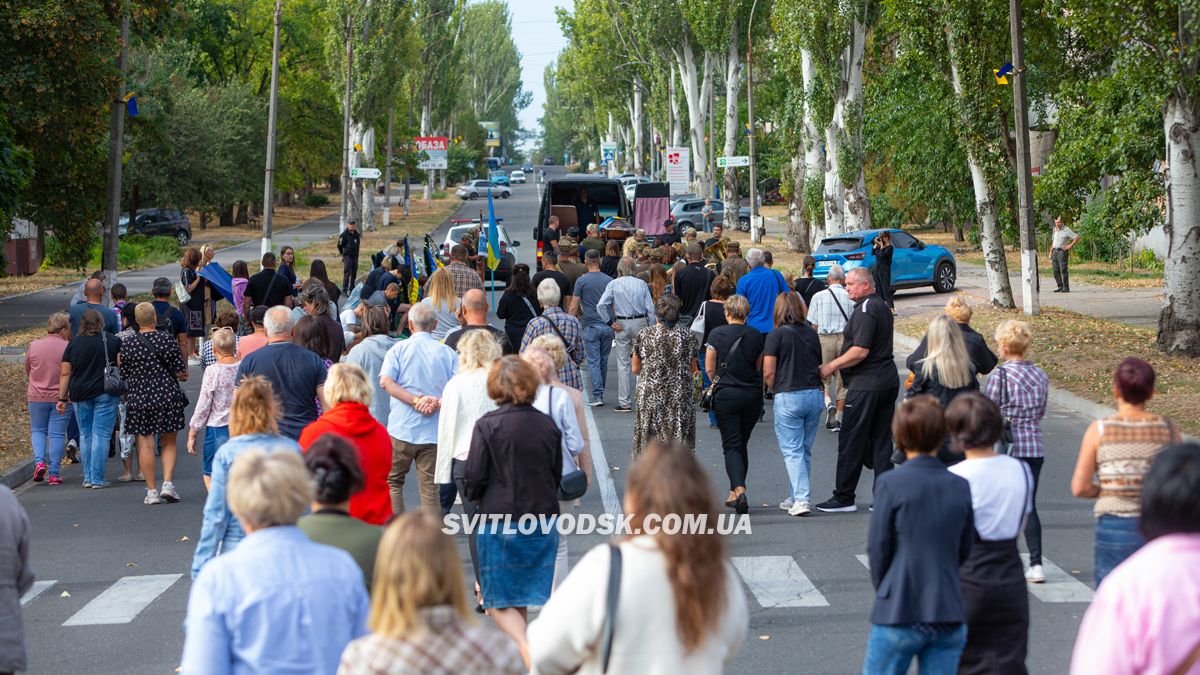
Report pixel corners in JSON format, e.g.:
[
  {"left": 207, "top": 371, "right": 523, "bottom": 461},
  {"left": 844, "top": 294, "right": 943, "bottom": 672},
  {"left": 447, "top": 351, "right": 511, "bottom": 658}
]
[
  {"left": 867, "top": 455, "right": 974, "bottom": 625},
  {"left": 464, "top": 404, "right": 562, "bottom": 517},
  {"left": 907, "top": 365, "right": 979, "bottom": 409},
  {"left": 906, "top": 323, "right": 998, "bottom": 376}
]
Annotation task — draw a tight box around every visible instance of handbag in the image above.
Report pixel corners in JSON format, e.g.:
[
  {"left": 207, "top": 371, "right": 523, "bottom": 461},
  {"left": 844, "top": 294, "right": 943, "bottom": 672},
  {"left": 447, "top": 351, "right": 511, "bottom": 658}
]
[
  {"left": 700, "top": 334, "right": 744, "bottom": 413},
  {"left": 551, "top": 388, "right": 588, "bottom": 501},
  {"left": 599, "top": 543, "right": 623, "bottom": 673},
  {"left": 175, "top": 270, "right": 192, "bottom": 304},
  {"left": 101, "top": 333, "right": 128, "bottom": 397},
  {"left": 133, "top": 331, "right": 190, "bottom": 407},
  {"left": 689, "top": 300, "right": 707, "bottom": 339},
  {"left": 994, "top": 366, "right": 1015, "bottom": 455}
]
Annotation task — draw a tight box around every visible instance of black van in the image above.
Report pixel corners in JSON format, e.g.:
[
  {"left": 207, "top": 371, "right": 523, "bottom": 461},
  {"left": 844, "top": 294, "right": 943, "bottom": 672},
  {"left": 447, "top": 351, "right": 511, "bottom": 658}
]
[{"left": 535, "top": 175, "right": 631, "bottom": 266}]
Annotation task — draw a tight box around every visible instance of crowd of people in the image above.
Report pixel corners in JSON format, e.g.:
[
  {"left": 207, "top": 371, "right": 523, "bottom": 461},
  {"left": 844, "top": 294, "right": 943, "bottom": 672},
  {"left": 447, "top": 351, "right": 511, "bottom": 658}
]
[{"left": 2, "top": 222, "right": 1195, "bottom": 675}]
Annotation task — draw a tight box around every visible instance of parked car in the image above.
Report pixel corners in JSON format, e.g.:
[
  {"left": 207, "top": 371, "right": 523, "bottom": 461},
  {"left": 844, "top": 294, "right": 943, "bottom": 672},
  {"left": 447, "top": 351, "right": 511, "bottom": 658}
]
[
  {"left": 511, "top": 170, "right": 527, "bottom": 184},
  {"left": 440, "top": 222, "right": 520, "bottom": 283},
  {"left": 118, "top": 208, "right": 192, "bottom": 246},
  {"left": 621, "top": 176, "right": 650, "bottom": 203},
  {"left": 737, "top": 207, "right": 751, "bottom": 232},
  {"left": 489, "top": 170, "right": 511, "bottom": 187},
  {"left": 670, "top": 198, "right": 726, "bottom": 230},
  {"left": 521, "top": 162, "right": 535, "bottom": 173},
  {"left": 543, "top": 157, "right": 555, "bottom": 165},
  {"left": 811, "top": 229, "right": 957, "bottom": 294},
  {"left": 455, "top": 179, "right": 511, "bottom": 200}
]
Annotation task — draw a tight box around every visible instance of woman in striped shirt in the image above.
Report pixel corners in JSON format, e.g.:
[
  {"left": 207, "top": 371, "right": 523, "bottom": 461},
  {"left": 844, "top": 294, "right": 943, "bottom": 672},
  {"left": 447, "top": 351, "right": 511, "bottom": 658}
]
[{"left": 1070, "top": 357, "right": 1180, "bottom": 586}]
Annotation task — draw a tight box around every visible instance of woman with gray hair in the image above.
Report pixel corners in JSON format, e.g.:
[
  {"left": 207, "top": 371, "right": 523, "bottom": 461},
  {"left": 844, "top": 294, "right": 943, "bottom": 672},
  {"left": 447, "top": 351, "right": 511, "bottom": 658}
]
[
  {"left": 631, "top": 294, "right": 700, "bottom": 459},
  {"left": 520, "top": 278, "right": 585, "bottom": 390},
  {"left": 181, "top": 450, "right": 369, "bottom": 674}
]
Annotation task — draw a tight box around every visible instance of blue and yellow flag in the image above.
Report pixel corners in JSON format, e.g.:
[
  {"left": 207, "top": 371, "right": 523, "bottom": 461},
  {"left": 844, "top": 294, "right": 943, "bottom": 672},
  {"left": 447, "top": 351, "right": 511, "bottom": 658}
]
[
  {"left": 424, "top": 234, "right": 443, "bottom": 275},
  {"left": 402, "top": 236, "right": 419, "bottom": 305},
  {"left": 484, "top": 189, "right": 501, "bottom": 271}
]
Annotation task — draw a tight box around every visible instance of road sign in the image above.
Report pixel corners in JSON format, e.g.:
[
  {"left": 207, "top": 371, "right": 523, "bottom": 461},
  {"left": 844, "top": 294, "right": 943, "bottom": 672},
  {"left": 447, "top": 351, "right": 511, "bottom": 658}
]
[
  {"left": 601, "top": 141, "right": 617, "bottom": 163},
  {"left": 414, "top": 136, "right": 448, "bottom": 170},
  {"left": 664, "top": 146, "right": 690, "bottom": 195},
  {"left": 717, "top": 155, "right": 751, "bottom": 168},
  {"left": 482, "top": 121, "right": 500, "bottom": 147},
  {"left": 350, "top": 167, "right": 381, "bottom": 179}
]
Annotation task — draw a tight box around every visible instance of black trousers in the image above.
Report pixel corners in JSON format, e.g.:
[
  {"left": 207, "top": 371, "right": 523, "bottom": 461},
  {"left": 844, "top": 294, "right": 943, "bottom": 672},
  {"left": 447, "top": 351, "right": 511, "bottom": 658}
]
[
  {"left": 1051, "top": 248, "right": 1070, "bottom": 291},
  {"left": 1018, "top": 456, "right": 1044, "bottom": 566},
  {"left": 713, "top": 386, "right": 763, "bottom": 491},
  {"left": 342, "top": 254, "right": 359, "bottom": 294},
  {"left": 833, "top": 387, "right": 898, "bottom": 504}
]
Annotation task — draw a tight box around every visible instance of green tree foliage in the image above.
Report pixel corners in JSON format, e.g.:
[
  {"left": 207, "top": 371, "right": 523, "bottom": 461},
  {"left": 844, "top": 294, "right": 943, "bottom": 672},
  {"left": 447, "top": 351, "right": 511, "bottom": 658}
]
[{"left": 459, "top": 1, "right": 531, "bottom": 139}]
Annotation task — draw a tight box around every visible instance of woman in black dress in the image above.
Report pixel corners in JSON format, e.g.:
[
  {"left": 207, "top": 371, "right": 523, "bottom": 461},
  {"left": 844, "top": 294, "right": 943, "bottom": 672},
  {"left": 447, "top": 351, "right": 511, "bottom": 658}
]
[
  {"left": 180, "top": 247, "right": 208, "bottom": 357},
  {"left": 307, "top": 259, "right": 342, "bottom": 305},
  {"left": 496, "top": 264, "right": 538, "bottom": 349},
  {"left": 872, "top": 231, "right": 895, "bottom": 309},
  {"left": 793, "top": 255, "right": 827, "bottom": 308},
  {"left": 122, "top": 302, "right": 189, "bottom": 506},
  {"left": 600, "top": 240, "right": 621, "bottom": 278}
]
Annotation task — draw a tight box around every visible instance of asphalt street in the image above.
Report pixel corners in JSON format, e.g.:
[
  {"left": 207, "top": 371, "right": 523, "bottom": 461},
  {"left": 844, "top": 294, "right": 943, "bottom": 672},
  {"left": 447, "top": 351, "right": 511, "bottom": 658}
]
[{"left": 15, "top": 168, "right": 1097, "bottom": 674}]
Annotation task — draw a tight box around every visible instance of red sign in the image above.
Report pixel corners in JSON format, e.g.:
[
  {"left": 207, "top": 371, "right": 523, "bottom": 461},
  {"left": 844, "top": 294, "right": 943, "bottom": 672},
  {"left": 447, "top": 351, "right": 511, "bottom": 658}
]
[{"left": 414, "top": 136, "right": 448, "bottom": 152}]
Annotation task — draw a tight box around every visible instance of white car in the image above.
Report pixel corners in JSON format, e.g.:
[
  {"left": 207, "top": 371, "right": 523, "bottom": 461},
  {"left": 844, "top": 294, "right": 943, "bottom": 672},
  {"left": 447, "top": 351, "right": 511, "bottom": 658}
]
[
  {"left": 455, "top": 179, "right": 510, "bottom": 200},
  {"left": 511, "top": 170, "right": 526, "bottom": 184},
  {"left": 440, "top": 222, "right": 520, "bottom": 258},
  {"left": 622, "top": 176, "right": 650, "bottom": 203}
]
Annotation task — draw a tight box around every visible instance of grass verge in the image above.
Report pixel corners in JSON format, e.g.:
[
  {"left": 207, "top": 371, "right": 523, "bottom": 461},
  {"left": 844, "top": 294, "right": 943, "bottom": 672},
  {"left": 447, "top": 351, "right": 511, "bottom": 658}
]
[
  {"left": 895, "top": 301, "right": 1199, "bottom": 437},
  {"left": 0, "top": 361, "right": 30, "bottom": 479}
]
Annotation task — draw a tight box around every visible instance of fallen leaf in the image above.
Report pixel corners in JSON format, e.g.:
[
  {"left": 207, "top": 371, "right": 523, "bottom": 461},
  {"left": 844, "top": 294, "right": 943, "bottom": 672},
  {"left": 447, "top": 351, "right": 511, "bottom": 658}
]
[
  {"left": 127, "top": 562, "right": 138, "bottom": 567},
  {"left": 180, "top": 536, "right": 190, "bottom": 542},
  {"left": 60, "top": 591, "right": 70, "bottom": 598},
  {"left": 758, "top": 635, "right": 771, "bottom": 640}
]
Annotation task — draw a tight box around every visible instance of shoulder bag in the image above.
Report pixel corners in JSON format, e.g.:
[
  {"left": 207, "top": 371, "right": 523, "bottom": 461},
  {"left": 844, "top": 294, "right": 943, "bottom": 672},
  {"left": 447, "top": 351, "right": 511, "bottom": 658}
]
[
  {"left": 101, "top": 333, "right": 128, "bottom": 397},
  {"left": 599, "top": 543, "right": 623, "bottom": 673},
  {"left": 174, "top": 269, "right": 192, "bottom": 304},
  {"left": 689, "top": 301, "right": 708, "bottom": 339},
  {"left": 133, "top": 331, "right": 190, "bottom": 407},
  {"left": 542, "top": 312, "right": 579, "bottom": 361},
  {"left": 828, "top": 288, "right": 850, "bottom": 323},
  {"left": 994, "top": 366, "right": 1014, "bottom": 455},
  {"left": 700, "top": 333, "right": 744, "bottom": 412},
  {"left": 552, "top": 387, "right": 588, "bottom": 501}
]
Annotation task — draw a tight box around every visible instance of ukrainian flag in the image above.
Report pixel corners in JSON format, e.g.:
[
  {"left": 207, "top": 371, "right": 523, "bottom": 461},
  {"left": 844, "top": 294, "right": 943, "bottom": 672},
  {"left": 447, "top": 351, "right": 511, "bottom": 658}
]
[{"left": 485, "top": 189, "right": 501, "bottom": 271}]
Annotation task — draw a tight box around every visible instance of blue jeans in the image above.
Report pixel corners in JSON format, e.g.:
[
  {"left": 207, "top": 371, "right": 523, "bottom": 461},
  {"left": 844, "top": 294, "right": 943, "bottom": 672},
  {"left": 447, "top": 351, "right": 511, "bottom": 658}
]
[
  {"left": 1095, "top": 514, "right": 1144, "bottom": 587},
  {"left": 29, "top": 401, "right": 69, "bottom": 477},
  {"left": 202, "top": 426, "right": 230, "bottom": 476},
  {"left": 863, "top": 623, "right": 967, "bottom": 675},
  {"left": 74, "top": 394, "right": 118, "bottom": 485},
  {"left": 773, "top": 389, "right": 824, "bottom": 503},
  {"left": 583, "top": 323, "right": 614, "bottom": 402},
  {"left": 698, "top": 354, "right": 717, "bottom": 427}
]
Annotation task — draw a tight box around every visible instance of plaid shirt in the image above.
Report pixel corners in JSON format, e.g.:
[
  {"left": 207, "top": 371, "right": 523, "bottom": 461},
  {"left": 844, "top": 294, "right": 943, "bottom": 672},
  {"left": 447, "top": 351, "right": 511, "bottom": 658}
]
[
  {"left": 985, "top": 360, "right": 1049, "bottom": 458},
  {"left": 806, "top": 284, "right": 852, "bottom": 335},
  {"left": 447, "top": 261, "right": 484, "bottom": 297},
  {"left": 337, "top": 606, "right": 525, "bottom": 675},
  {"left": 520, "top": 306, "right": 585, "bottom": 391}
]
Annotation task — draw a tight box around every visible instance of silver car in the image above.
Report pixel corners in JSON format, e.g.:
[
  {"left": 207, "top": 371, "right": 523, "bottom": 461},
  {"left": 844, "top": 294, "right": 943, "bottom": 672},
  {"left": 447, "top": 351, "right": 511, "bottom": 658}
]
[
  {"left": 670, "top": 198, "right": 725, "bottom": 230},
  {"left": 455, "top": 179, "right": 510, "bottom": 200}
]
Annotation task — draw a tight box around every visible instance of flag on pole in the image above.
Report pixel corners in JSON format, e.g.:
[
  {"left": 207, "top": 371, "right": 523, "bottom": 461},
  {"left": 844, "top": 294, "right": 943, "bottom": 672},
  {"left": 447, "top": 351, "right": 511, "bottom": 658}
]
[
  {"left": 424, "top": 234, "right": 443, "bottom": 274},
  {"left": 484, "top": 189, "right": 501, "bottom": 271},
  {"left": 402, "top": 236, "right": 419, "bottom": 304}
]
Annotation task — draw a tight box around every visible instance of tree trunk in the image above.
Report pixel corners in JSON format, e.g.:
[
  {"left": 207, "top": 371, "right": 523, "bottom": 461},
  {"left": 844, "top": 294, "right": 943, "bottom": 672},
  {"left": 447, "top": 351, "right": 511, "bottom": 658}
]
[
  {"left": 632, "top": 77, "right": 645, "bottom": 176},
  {"left": 786, "top": 152, "right": 811, "bottom": 253},
  {"left": 823, "top": 123, "right": 845, "bottom": 235},
  {"left": 421, "top": 85, "right": 433, "bottom": 201},
  {"left": 219, "top": 204, "right": 234, "bottom": 228},
  {"left": 675, "top": 43, "right": 712, "bottom": 197},
  {"left": 328, "top": 176, "right": 340, "bottom": 193},
  {"left": 1157, "top": 92, "right": 1200, "bottom": 355},
  {"left": 235, "top": 202, "right": 249, "bottom": 225},
  {"left": 199, "top": 211, "right": 210, "bottom": 230},
  {"left": 840, "top": 16, "right": 871, "bottom": 231},
  {"left": 722, "top": 20, "right": 743, "bottom": 231},
  {"left": 669, "top": 68, "right": 683, "bottom": 147},
  {"left": 356, "top": 123, "right": 377, "bottom": 230}
]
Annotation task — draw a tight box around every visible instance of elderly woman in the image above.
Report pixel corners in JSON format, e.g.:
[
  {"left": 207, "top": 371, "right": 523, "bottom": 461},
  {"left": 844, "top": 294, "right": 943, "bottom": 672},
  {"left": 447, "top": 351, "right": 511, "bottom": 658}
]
[
  {"left": 200, "top": 311, "right": 240, "bottom": 370},
  {"left": 298, "top": 433, "right": 383, "bottom": 589},
  {"left": 338, "top": 511, "right": 525, "bottom": 674},
  {"left": 299, "top": 363, "right": 393, "bottom": 525},
  {"left": 464, "top": 356, "right": 563, "bottom": 669},
  {"left": 188, "top": 327, "right": 240, "bottom": 491},
  {"left": 631, "top": 295, "right": 699, "bottom": 459},
  {"left": 705, "top": 295, "right": 764, "bottom": 516},
  {"left": 26, "top": 312, "right": 71, "bottom": 484},
  {"left": 520, "top": 278, "right": 585, "bottom": 391},
  {"left": 58, "top": 309, "right": 121, "bottom": 489},
  {"left": 120, "top": 302, "right": 189, "bottom": 505},
  {"left": 344, "top": 306, "right": 397, "bottom": 427},
  {"left": 182, "top": 450, "right": 369, "bottom": 674},
  {"left": 191, "top": 376, "right": 302, "bottom": 577},
  {"left": 906, "top": 295, "right": 997, "bottom": 377}
]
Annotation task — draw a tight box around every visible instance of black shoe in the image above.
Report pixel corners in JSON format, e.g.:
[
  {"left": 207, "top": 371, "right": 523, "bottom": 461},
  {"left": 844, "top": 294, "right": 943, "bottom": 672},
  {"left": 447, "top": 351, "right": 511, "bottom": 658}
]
[
  {"left": 1053, "top": 288, "right": 1063, "bottom": 293},
  {"left": 725, "top": 496, "right": 737, "bottom": 508},
  {"left": 614, "top": 405, "right": 632, "bottom": 413},
  {"left": 735, "top": 493, "right": 749, "bottom": 515},
  {"left": 825, "top": 405, "right": 837, "bottom": 429},
  {"left": 829, "top": 422, "right": 842, "bottom": 433},
  {"left": 1061, "top": 288, "right": 1070, "bottom": 293},
  {"left": 815, "top": 498, "right": 857, "bottom": 513}
]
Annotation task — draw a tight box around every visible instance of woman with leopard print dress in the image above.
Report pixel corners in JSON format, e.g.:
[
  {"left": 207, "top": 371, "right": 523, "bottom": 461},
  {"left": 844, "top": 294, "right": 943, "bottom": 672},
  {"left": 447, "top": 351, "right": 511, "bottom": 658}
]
[{"left": 631, "top": 294, "right": 699, "bottom": 459}]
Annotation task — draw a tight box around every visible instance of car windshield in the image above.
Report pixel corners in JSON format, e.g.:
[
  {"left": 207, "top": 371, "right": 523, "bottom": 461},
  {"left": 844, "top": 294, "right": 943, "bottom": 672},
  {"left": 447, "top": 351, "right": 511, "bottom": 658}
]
[{"left": 816, "top": 236, "right": 865, "bottom": 253}]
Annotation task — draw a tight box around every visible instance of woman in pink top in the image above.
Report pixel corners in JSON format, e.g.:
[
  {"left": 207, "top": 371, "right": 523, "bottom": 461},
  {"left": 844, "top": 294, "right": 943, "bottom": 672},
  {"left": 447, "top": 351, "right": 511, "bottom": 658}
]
[
  {"left": 187, "top": 328, "right": 240, "bottom": 490},
  {"left": 1071, "top": 443, "right": 1200, "bottom": 675},
  {"left": 25, "top": 313, "right": 72, "bottom": 484},
  {"left": 231, "top": 260, "right": 250, "bottom": 324}
]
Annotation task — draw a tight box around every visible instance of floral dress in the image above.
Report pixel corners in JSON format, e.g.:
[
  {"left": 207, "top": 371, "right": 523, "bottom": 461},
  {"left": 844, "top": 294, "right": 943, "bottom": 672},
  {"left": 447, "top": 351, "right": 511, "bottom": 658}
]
[
  {"left": 120, "top": 330, "right": 188, "bottom": 436},
  {"left": 631, "top": 323, "right": 699, "bottom": 458}
]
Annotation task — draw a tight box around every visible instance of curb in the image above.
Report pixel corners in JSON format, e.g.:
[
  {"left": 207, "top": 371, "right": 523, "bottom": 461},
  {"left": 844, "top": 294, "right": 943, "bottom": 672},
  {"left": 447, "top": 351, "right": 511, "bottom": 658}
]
[{"left": 1, "top": 458, "right": 34, "bottom": 490}]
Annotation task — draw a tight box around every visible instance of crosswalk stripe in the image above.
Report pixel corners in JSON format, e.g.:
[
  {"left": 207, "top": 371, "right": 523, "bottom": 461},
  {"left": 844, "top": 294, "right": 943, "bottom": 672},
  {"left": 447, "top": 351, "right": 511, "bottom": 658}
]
[
  {"left": 732, "top": 556, "right": 830, "bottom": 608},
  {"left": 20, "top": 580, "right": 56, "bottom": 606},
  {"left": 1020, "top": 555, "right": 1094, "bottom": 603},
  {"left": 62, "top": 574, "right": 182, "bottom": 626}
]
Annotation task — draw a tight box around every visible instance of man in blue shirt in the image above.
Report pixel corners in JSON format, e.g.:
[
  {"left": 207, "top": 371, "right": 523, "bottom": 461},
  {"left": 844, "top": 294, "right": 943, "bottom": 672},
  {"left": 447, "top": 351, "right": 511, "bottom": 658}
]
[
  {"left": 235, "top": 307, "right": 329, "bottom": 440},
  {"left": 736, "top": 247, "right": 789, "bottom": 333},
  {"left": 67, "top": 279, "right": 119, "bottom": 337},
  {"left": 380, "top": 302, "right": 457, "bottom": 513},
  {"left": 569, "top": 249, "right": 614, "bottom": 406}
]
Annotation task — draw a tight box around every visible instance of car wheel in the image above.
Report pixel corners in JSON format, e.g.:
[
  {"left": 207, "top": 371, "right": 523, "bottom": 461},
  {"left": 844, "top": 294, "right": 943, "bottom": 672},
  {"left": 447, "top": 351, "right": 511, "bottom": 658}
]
[
  {"left": 501, "top": 192, "right": 510, "bottom": 199},
  {"left": 469, "top": 192, "right": 478, "bottom": 200},
  {"left": 176, "top": 229, "right": 190, "bottom": 246},
  {"left": 933, "top": 261, "right": 956, "bottom": 293},
  {"left": 739, "top": 218, "right": 750, "bottom": 232}
]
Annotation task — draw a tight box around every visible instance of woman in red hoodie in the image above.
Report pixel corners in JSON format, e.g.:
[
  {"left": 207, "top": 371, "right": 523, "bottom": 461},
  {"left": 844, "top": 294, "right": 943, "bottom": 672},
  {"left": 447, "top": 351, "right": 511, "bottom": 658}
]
[{"left": 300, "top": 363, "right": 393, "bottom": 524}]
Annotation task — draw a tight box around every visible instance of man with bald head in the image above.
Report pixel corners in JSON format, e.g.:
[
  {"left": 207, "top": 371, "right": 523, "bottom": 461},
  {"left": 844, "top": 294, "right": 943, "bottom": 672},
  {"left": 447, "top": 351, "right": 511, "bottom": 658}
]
[
  {"left": 816, "top": 267, "right": 900, "bottom": 513},
  {"left": 235, "top": 306, "right": 329, "bottom": 439},
  {"left": 68, "top": 278, "right": 119, "bottom": 337},
  {"left": 442, "top": 288, "right": 513, "bottom": 354}
]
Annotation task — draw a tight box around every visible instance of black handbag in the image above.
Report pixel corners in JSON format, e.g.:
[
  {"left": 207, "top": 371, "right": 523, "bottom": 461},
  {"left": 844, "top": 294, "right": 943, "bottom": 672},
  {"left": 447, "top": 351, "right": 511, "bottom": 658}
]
[
  {"left": 101, "top": 333, "right": 128, "bottom": 397},
  {"left": 134, "top": 331, "right": 190, "bottom": 407},
  {"left": 700, "top": 334, "right": 743, "bottom": 413},
  {"left": 552, "top": 387, "right": 588, "bottom": 501},
  {"left": 994, "top": 366, "right": 1015, "bottom": 455}
]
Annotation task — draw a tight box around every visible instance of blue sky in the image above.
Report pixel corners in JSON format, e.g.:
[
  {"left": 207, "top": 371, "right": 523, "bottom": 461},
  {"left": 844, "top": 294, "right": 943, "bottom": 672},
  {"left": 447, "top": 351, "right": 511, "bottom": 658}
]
[{"left": 500, "top": 0, "right": 575, "bottom": 148}]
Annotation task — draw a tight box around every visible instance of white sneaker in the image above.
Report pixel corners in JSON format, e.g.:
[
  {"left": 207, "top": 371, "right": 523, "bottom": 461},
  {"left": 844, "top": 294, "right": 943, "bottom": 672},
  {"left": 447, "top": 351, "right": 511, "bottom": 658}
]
[
  {"left": 159, "top": 481, "right": 180, "bottom": 503},
  {"left": 1025, "top": 564, "right": 1046, "bottom": 583},
  {"left": 788, "top": 501, "right": 812, "bottom": 517},
  {"left": 778, "top": 498, "right": 794, "bottom": 511},
  {"left": 144, "top": 489, "right": 161, "bottom": 505}
]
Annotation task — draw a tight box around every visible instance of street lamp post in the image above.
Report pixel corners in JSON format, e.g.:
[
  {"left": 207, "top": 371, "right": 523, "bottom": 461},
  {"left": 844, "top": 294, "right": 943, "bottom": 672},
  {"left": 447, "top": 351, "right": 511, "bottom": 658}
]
[
  {"left": 260, "top": 0, "right": 281, "bottom": 255},
  {"left": 339, "top": 10, "right": 354, "bottom": 234},
  {"left": 747, "top": 0, "right": 763, "bottom": 243}
]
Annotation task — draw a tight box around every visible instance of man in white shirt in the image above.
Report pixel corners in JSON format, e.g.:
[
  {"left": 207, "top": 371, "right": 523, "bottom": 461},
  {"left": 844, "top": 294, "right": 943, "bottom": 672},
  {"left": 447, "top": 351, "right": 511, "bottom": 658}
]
[
  {"left": 806, "top": 265, "right": 853, "bottom": 430},
  {"left": 1051, "top": 216, "right": 1081, "bottom": 293},
  {"left": 595, "top": 256, "right": 655, "bottom": 412}
]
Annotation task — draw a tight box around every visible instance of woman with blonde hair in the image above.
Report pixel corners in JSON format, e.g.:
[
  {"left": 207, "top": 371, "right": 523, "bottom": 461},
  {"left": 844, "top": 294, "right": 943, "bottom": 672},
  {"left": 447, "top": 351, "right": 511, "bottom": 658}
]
[
  {"left": 187, "top": 327, "right": 240, "bottom": 491},
  {"left": 26, "top": 312, "right": 71, "bottom": 485},
  {"left": 705, "top": 295, "right": 765, "bottom": 515},
  {"left": 529, "top": 441, "right": 748, "bottom": 673},
  {"left": 906, "top": 295, "right": 997, "bottom": 377},
  {"left": 337, "top": 511, "right": 525, "bottom": 674},
  {"left": 182, "top": 450, "right": 369, "bottom": 675},
  {"left": 420, "top": 268, "right": 460, "bottom": 340},
  {"left": 299, "top": 363, "right": 393, "bottom": 525},
  {"left": 191, "top": 375, "right": 301, "bottom": 577}
]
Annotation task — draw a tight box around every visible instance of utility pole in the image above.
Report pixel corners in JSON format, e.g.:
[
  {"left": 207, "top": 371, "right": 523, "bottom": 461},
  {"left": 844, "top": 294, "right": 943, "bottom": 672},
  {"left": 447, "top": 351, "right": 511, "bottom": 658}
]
[
  {"left": 339, "top": 11, "right": 354, "bottom": 234},
  {"left": 260, "top": 0, "right": 282, "bottom": 256},
  {"left": 382, "top": 108, "right": 393, "bottom": 227},
  {"left": 1010, "top": 0, "right": 1039, "bottom": 315},
  {"left": 747, "top": 0, "right": 762, "bottom": 243},
  {"left": 102, "top": 0, "right": 130, "bottom": 302},
  {"left": 707, "top": 76, "right": 715, "bottom": 199}
]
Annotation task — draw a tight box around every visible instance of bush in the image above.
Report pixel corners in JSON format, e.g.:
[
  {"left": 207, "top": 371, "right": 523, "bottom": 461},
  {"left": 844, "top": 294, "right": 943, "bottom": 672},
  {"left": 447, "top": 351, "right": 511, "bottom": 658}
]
[
  {"left": 82, "top": 234, "right": 182, "bottom": 270},
  {"left": 431, "top": 190, "right": 448, "bottom": 200},
  {"left": 304, "top": 193, "right": 329, "bottom": 207}
]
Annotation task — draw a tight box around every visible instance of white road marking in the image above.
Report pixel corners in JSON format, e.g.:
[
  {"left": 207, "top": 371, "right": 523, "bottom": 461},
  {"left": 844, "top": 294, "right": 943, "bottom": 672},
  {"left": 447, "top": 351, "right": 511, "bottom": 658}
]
[
  {"left": 20, "top": 580, "right": 56, "bottom": 606},
  {"left": 63, "top": 574, "right": 182, "bottom": 626},
  {"left": 1021, "top": 555, "right": 1094, "bottom": 603},
  {"left": 732, "top": 556, "right": 830, "bottom": 608},
  {"left": 583, "top": 403, "right": 622, "bottom": 517},
  {"left": 856, "top": 554, "right": 871, "bottom": 570}
]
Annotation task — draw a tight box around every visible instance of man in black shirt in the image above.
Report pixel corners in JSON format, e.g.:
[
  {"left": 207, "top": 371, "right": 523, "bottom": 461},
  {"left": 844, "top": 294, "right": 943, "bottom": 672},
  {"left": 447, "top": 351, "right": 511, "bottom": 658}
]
[
  {"left": 657, "top": 220, "right": 682, "bottom": 247},
  {"left": 574, "top": 187, "right": 598, "bottom": 228},
  {"left": 337, "top": 219, "right": 361, "bottom": 294},
  {"left": 246, "top": 251, "right": 293, "bottom": 309},
  {"left": 816, "top": 267, "right": 900, "bottom": 513},
  {"left": 531, "top": 250, "right": 571, "bottom": 309},
  {"left": 672, "top": 242, "right": 714, "bottom": 323},
  {"left": 704, "top": 223, "right": 726, "bottom": 250},
  {"left": 542, "top": 215, "right": 562, "bottom": 254},
  {"left": 442, "top": 289, "right": 514, "bottom": 354}
]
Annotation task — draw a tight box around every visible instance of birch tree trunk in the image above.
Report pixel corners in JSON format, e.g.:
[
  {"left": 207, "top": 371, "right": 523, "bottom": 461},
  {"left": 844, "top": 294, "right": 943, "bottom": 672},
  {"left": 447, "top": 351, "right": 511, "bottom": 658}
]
[
  {"left": 669, "top": 69, "right": 683, "bottom": 147},
  {"left": 841, "top": 16, "right": 871, "bottom": 231},
  {"left": 632, "top": 78, "right": 645, "bottom": 176},
  {"left": 722, "top": 20, "right": 742, "bottom": 232},
  {"left": 356, "top": 124, "right": 376, "bottom": 230},
  {"left": 421, "top": 86, "right": 433, "bottom": 201},
  {"left": 823, "top": 122, "right": 845, "bottom": 235},
  {"left": 1157, "top": 92, "right": 1200, "bottom": 355},
  {"left": 675, "top": 42, "right": 712, "bottom": 195},
  {"left": 786, "top": 153, "right": 810, "bottom": 252}
]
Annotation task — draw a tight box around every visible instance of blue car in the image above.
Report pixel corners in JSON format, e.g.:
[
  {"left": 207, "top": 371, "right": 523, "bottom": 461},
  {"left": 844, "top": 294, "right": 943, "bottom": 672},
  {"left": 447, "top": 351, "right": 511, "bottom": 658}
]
[
  {"left": 489, "top": 170, "right": 511, "bottom": 187},
  {"left": 811, "top": 229, "right": 957, "bottom": 294}
]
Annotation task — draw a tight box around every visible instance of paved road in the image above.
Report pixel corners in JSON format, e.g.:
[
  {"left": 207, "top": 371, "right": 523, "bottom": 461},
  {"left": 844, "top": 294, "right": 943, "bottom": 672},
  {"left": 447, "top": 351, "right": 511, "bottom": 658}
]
[{"left": 16, "top": 168, "right": 1095, "bottom": 674}]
